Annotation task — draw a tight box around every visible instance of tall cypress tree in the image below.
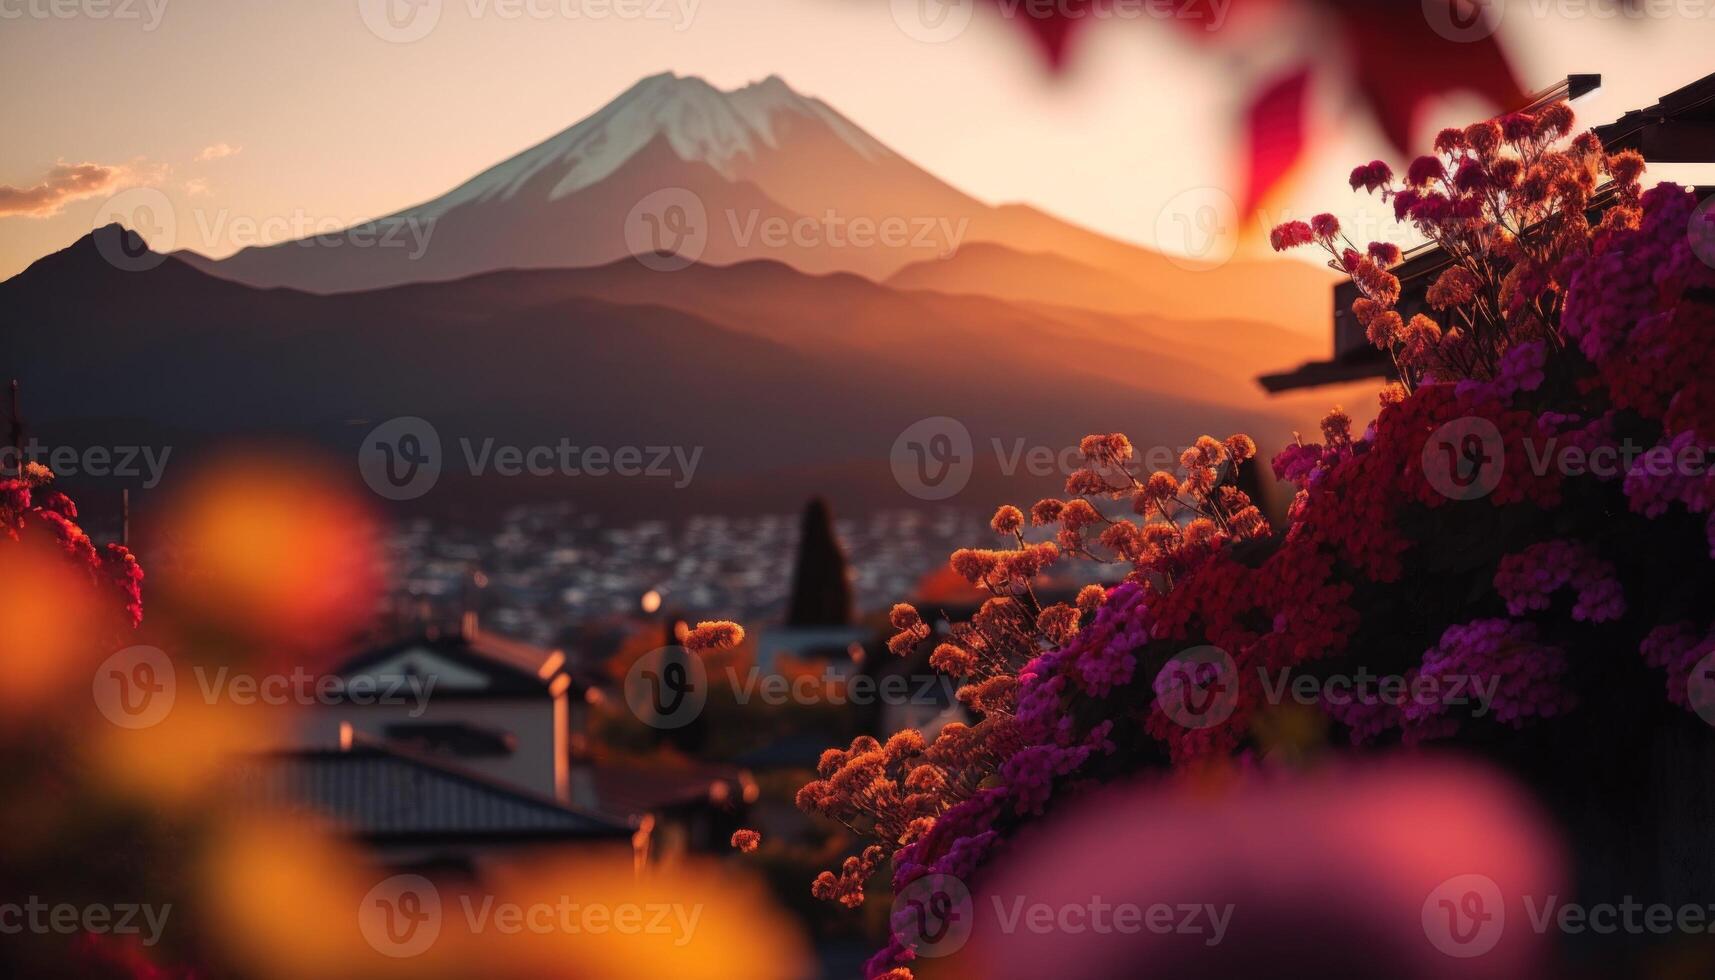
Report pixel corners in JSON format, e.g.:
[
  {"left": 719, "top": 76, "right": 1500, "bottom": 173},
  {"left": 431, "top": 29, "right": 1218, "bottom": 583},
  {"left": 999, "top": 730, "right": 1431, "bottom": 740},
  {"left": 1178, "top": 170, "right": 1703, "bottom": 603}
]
[{"left": 786, "top": 497, "right": 854, "bottom": 627}]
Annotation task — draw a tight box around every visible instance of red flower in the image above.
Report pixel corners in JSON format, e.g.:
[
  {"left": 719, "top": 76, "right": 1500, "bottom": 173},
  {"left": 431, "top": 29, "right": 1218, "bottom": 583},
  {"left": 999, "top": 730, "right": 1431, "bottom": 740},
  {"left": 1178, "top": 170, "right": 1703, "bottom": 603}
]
[
  {"left": 1348, "top": 159, "right": 1393, "bottom": 193},
  {"left": 1269, "top": 220, "right": 1315, "bottom": 251},
  {"left": 1367, "top": 241, "right": 1402, "bottom": 266},
  {"left": 1500, "top": 111, "right": 1538, "bottom": 142},
  {"left": 1405, "top": 155, "right": 1445, "bottom": 187}
]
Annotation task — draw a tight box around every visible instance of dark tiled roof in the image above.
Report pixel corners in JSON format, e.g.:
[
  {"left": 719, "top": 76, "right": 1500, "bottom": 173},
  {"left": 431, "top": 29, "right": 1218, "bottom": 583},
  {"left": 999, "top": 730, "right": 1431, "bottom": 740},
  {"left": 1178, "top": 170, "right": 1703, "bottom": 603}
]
[
  {"left": 1595, "top": 71, "right": 1715, "bottom": 161},
  {"left": 382, "top": 721, "right": 518, "bottom": 757},
  {"left": 237, "top": 741, "right": 633, "bottom": 842}
]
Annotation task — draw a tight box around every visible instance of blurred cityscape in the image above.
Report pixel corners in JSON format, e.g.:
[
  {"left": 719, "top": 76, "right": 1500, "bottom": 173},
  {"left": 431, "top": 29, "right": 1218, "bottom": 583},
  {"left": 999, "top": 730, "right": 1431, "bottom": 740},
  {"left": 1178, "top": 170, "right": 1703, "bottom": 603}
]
[{"left": 381, "top": 502, "right": 1110, "bottom": 646}]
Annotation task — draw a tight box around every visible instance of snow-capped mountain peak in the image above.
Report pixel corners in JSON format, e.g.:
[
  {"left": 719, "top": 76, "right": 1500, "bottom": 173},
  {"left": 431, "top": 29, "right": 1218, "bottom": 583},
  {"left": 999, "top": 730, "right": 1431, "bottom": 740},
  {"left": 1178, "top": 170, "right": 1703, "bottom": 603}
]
[{"left": 409, "top": 73, "right": 891, "bottom": 220}]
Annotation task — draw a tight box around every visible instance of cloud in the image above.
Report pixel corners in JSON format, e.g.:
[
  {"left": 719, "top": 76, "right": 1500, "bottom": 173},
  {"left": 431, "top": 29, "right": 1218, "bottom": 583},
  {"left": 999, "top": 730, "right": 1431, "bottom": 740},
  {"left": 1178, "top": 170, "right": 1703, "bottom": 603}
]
[
  {"left": 197, "top": 143, "right": 242, "bottom": 162},
  {"left": 0, "top": 161, "right": 130, "bottom": 218},
  {"left": 184, "top": 178, "right": 211, "bottom": 197}
]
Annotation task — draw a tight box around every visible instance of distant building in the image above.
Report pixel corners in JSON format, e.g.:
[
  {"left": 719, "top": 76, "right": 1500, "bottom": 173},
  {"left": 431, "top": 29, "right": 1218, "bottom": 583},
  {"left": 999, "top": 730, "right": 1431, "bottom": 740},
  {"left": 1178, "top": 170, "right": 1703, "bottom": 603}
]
[
  {"left": 237, "top": 738, "right": 633, "bottom": 873},
  {"left": 302, "top": 622, "right": 584, "bottom": 802}
]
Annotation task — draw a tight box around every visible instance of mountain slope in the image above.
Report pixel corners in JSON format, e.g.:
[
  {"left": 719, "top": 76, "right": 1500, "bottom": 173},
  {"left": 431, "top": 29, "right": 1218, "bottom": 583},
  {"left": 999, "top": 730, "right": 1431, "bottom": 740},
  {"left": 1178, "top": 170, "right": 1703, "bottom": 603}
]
[
  {"left": 270, "top": 252, "right": 1316, "bottom": 395},
  {"left": 887, "top": 238, "right": 1334, "bottom": 331}
]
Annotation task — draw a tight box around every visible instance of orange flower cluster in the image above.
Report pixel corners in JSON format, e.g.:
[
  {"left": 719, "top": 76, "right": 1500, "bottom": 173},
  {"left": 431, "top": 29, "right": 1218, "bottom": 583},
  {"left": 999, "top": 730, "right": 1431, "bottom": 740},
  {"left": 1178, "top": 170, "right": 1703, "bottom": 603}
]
[
  {"left": 1047, "top": 432, "right": 1269, "bottom": 584},
  {"left": 792, "top": 431, "right": 1269, "bottom": 908},
  {"left": 684, "top": 620, "right": 745, "bottom": 653},
  {"left": 796, "top": 727, "right": 1014, "bottom": 907}
]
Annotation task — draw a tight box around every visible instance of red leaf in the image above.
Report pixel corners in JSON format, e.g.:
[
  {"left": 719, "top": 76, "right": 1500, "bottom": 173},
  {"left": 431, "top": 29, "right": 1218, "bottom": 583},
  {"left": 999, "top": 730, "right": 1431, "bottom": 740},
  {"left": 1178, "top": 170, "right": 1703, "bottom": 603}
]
[
  {"left": 1327, "top": 0, "right": 1525, "bottom": 153},
  {"left": 1242, "top": 65, "right": 1313, "bottom": 216}
]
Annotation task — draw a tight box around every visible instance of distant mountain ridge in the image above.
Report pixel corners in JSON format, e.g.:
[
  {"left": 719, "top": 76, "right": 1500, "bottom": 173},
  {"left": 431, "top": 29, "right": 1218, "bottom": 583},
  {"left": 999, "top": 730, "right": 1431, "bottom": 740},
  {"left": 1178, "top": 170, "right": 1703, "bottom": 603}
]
[
  {"left": 3, "top": 225, "right": 1320, "bottom": 519},
  {"left": 166, "top": 72, "right": 1331, "bottom": 335}
]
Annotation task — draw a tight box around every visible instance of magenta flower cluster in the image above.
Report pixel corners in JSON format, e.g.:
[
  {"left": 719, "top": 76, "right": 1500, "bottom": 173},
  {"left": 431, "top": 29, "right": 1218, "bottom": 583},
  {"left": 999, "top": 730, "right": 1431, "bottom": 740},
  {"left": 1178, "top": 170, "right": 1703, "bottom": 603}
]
[{"left": 1493, "top": 539, "right": 1626, "bottom": 622}]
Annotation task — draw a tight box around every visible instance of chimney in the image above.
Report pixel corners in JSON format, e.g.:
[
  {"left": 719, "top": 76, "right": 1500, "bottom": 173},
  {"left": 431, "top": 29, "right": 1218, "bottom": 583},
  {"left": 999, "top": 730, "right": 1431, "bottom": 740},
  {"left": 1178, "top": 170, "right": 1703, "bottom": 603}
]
[{"left": 460, "top": 566, "right": 486, "bottom": 639}]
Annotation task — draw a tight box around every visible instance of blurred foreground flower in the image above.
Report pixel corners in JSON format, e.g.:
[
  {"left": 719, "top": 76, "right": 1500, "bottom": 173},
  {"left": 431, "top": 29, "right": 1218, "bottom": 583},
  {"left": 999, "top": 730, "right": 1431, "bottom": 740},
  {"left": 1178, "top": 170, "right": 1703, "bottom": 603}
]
[
  {"left": 201, "top": 810, "right": 810, "bottom": 980},
  {"left": 0, "top": 465, "right": 142, "bottom": 719},
  {"left": 153, "top": 451, "right": 381, "bottom": 661},
  {"left": 963, "top": 758, "right": 1564, "bottom": 980}
]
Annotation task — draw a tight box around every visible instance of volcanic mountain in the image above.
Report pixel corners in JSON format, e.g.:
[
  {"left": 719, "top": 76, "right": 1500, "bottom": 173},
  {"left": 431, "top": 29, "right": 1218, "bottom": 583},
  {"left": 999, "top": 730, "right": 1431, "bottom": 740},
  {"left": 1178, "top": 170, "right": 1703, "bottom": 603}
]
[
  {"left": 5, "top": 74, "right": 1360, "bottom": 520},
  {"left": 174, "top": 73, "right": 1331, "bottom": 332}
]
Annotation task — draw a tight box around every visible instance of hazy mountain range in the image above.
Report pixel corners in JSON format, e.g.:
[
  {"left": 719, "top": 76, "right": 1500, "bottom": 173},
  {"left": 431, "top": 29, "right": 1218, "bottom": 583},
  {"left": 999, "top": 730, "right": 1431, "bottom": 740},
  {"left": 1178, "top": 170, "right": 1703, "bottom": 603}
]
[{"left": 2, "top": 73, "right": 1342, "bottom": 519}]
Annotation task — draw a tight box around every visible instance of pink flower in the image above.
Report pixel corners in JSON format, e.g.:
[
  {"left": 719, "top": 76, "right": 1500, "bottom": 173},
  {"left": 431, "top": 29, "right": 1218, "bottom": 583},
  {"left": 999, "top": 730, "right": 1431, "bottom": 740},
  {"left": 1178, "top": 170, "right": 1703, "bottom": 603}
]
[{"left": 1494, "top": 540, "right": 1625, "bottom": 623}]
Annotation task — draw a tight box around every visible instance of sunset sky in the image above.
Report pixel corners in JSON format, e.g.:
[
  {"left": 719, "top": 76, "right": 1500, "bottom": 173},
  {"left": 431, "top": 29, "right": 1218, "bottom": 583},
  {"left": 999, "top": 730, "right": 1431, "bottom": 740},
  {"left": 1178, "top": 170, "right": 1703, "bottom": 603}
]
[{"left": 3, "top": 0, "right": 1714, "bottom": 281}]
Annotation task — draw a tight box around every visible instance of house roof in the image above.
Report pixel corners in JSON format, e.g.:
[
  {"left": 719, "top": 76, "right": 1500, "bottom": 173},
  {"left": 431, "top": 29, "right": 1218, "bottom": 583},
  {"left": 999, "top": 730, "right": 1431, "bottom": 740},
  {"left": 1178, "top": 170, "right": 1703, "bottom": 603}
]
[
  {"left": 381, "top": 720, "right": 518, "bottom": 757},
  {"left": 331, "top": 628, "right": 573, "bottom": 699},
  {"left": 1595, "top": 71, "right": 1715, "bottom": 162},
  {"left": 238, "top": 738, "right": 634, "bottom": 843}
]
